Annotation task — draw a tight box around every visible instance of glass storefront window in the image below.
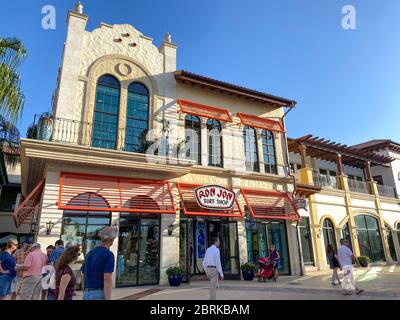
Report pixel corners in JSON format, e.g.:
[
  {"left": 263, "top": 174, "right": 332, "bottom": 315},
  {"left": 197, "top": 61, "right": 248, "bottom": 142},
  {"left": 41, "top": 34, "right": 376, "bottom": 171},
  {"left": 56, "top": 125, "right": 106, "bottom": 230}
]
[
  {"left": 61, "top": 193, "right": 111, "bottom": 254},
  {"left": 322, "top": 219, "right": 337, "bottom": 251},
  {"left": 341, "top": 222, "right": 353, "bottom": 252},
  {"left": 355, "top": 215, "right": 385, "bottom": 262},
  {"left": 116, "top": 214, "right": 160, "bottom": 287},
  {"left": 299, "top": 217, "right": 314, "bottom": 266},
  {"left": 385, "top": 225, "right": 397, "bottom": 262}
]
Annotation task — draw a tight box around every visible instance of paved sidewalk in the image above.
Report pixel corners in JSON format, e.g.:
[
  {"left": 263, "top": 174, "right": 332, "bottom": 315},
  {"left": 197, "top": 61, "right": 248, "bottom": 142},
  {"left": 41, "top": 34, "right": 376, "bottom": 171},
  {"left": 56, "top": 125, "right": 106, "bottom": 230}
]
[{"left": 72, "top": 265, "right": 400, "bottom": 300}]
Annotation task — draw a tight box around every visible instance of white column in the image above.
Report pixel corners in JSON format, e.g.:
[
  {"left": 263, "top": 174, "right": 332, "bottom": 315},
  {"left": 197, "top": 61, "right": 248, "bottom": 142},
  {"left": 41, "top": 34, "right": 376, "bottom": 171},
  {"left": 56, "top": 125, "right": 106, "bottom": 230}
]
[{"left": 256, "top": 128, "right": 265, "bottom": 174}]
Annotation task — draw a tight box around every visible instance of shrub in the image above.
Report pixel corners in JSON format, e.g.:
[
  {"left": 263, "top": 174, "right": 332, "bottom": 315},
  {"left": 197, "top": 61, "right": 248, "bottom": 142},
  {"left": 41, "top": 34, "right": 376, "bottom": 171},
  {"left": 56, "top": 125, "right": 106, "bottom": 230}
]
[
  {"left": 240, "top": 262, "right": 257, "bottom": 272},
  {"left": 357, "top": 256, "right": 370, "bottom": 266},
  {"left": 166, "top": 265, "right": 186, "bottom": 276}
]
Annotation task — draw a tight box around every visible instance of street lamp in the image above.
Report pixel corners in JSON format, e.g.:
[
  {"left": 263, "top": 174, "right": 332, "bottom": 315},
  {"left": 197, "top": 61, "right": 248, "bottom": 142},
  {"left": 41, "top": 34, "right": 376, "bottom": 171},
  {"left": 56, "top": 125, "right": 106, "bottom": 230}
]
[{"left": 46, "top": 220, "right": 55, "bottom": 235}]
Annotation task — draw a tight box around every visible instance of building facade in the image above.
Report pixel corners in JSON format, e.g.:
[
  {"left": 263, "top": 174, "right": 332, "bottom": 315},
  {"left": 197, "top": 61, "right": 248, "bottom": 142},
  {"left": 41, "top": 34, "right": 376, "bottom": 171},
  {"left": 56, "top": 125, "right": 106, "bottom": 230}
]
[
  {"left": 289, "top": 136, "right": 400, "bottom": 271},
  {"left": 16, "top": 5, "right": 302, "bottom": 287}
]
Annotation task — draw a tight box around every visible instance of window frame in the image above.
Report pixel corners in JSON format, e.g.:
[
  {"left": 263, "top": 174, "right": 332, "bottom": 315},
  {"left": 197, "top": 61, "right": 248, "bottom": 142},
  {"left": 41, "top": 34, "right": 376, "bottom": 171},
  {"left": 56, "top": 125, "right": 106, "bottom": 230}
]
[
  {"left": 243, "top": 126, "right": 260, "bottom": 172},
  {"left": 206, "top": 118, "right": 223, "bottom": 168}
]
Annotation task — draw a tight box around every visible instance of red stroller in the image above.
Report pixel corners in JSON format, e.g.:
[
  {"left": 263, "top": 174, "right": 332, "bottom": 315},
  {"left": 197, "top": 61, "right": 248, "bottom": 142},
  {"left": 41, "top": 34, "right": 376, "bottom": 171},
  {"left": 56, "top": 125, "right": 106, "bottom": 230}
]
[{"left": 255, "top": 257, "right": 276, "bottom": 282}]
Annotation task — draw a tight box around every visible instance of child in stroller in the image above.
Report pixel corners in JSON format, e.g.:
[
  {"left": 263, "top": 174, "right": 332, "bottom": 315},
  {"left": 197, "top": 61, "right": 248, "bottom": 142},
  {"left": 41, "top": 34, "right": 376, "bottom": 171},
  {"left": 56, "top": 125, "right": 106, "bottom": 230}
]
[{"left": 255, "top": 257, "right": 276, "bottom": 282}]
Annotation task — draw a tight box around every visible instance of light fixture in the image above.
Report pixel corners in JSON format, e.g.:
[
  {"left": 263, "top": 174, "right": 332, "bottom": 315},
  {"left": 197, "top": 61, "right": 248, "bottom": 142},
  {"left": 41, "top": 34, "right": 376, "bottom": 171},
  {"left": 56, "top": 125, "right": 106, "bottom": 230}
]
[
  {"left": 168, "top": 224, "right": 174, "bottom": 236},
  {"left": 46, "top": 220, "right": 55, "bottom": 235},
  {"left": 29, "top": 220, "right": 38, "bottom": 234}
]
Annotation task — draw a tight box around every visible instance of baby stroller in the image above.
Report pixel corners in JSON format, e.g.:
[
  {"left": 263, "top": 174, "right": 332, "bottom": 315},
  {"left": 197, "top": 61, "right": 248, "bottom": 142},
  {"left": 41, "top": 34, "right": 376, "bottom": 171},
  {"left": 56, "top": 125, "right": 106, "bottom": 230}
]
[{"left": 255, "top": 257, "right": 277, "bottom": 282}]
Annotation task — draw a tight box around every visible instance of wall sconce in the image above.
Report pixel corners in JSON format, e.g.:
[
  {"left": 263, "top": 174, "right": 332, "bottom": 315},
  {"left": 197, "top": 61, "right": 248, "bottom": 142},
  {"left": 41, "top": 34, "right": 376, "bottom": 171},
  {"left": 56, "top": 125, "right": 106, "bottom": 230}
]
[
  {"left": 29, "top": 221, "right": 38, "bottom": 235},
  {"left": 46, "top": 220, "right": 55, "bottom": 235},
  {"left": 168, "top": 224, "right": 174, "bottom": 236}
]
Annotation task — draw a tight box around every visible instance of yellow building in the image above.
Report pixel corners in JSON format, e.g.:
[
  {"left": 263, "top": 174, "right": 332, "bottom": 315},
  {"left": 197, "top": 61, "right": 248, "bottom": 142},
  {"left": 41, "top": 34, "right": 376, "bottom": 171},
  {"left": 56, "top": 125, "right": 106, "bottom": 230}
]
[
  {"left": 14, "top": 4, "right": 302, "bottom": 287},
  {"left": 289, "top": 136, "right": 400, "bottom": 272}
]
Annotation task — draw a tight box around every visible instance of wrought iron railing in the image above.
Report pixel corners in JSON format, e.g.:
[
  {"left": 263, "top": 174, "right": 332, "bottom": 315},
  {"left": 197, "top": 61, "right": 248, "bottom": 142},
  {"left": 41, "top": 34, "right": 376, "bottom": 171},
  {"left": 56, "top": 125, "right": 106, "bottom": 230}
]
[
  {"left": 348, "top": 179, "right": 370, "bottom": 194},
  {"left": 313, "top": 173, "right": 338, "bottom": 189},
  {"left": 377, "top": 184, "right": 397, "bottom": 198}
]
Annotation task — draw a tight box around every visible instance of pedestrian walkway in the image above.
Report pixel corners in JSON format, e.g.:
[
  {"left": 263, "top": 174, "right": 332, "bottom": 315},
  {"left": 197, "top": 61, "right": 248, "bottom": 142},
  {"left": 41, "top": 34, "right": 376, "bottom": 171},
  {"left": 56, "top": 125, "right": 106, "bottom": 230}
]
[{"left": 71, "top": 265, "right": 400, "bottom": 300}]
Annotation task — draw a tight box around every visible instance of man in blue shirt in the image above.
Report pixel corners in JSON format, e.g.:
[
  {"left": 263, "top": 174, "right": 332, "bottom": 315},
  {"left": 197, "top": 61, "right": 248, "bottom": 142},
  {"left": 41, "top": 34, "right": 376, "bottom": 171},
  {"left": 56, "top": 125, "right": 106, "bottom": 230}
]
[
  {"left": 82, "top": 227, "right": 118, "bottom": 300},
  {"left": 0, "top": 239, "right": 18, "bottom": 300},
  {"left": 47, "top": 239, "right": 65, "bottom": 300},
  {"left": 49, "top": 240, "right": 64, "bottom": 265}
]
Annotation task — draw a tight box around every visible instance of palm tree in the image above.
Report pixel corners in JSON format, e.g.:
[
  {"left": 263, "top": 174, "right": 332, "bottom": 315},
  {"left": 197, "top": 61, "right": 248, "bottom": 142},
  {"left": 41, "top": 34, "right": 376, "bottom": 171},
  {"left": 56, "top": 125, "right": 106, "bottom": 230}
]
[
  {"left": 0, "top": 37, "right": 27, "bottom": 123},
  {"left": 0, "top": 114, "right": 20, "bottom": 167}
]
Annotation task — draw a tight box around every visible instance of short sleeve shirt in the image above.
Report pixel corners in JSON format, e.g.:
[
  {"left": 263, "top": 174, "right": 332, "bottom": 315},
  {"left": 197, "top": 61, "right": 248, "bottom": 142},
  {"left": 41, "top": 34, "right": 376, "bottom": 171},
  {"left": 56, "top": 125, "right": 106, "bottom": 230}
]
[
  {"left": 0, "top": 251, "right": 16, "bottom": 278},
  {"left": 338, "top": 245, "right": 353, "bottom": 267},
  {"left": 82, "top": 246, "right": 114, "bottom": 289}
]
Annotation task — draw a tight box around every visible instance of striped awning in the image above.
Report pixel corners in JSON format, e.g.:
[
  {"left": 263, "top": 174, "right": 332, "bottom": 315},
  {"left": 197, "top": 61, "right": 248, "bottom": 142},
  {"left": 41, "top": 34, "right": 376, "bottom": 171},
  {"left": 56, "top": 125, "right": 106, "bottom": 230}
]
[
  {"left": 58, "top": 172, "right": 176, "bottom": 214},
  {"left": 177, "top": 99, "right": 233, "bottom": 122},
  {"left": 237, "top": 112, "right": 285, "bottom": 133},
  {"left": 240, "top": 188, "right": 300, "bottom": 221}
]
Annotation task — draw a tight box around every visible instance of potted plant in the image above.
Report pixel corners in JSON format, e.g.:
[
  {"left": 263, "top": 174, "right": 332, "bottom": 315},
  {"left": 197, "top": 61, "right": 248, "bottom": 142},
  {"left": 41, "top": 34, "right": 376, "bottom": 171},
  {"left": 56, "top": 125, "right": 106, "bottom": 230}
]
[
  {"left": 166, "top": 265, "right": 185, "bottom": 286},
  {"left": 240, "top": 262, "right": 257, "bottom": 281},
  {"left": 357, "top": 256, "right": 370, "bottom": 267}
]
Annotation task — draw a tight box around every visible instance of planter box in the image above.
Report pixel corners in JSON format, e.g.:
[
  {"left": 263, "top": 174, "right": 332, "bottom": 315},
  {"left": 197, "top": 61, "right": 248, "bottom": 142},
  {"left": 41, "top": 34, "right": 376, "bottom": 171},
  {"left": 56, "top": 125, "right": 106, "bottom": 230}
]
[
  {"left": 242, "top": 271, "right": 255, "bottom": 281},
  {"left": 168, "top": 275, "right": 182, "bottom": 286}
]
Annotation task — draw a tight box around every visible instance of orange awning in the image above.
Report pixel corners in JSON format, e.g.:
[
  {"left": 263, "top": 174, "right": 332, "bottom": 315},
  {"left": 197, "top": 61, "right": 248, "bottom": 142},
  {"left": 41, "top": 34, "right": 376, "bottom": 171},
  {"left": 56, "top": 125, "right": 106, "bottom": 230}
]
[
  {"left": 240, "top": 188, "right": 300, "bottom": 221},
  {"left": 237, "top": 112, "right": 285, "bottom": 133},
  {"left": 177, "top": 183, "right": 244, "bottom": 218},
  {"left": 58, "top": 172, "right": 176, "bottom": 214},
  {"left": 13, "top": 178, "right": 45, "bottom": 228},
  {"left": 177, "top": 99, "right": 233, "bottom": 122}
]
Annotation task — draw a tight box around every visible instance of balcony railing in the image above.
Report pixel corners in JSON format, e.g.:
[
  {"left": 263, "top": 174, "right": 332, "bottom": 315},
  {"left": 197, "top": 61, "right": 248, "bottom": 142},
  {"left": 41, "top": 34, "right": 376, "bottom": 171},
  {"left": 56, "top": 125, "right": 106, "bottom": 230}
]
[
  {"left": 377, "top": 184, "right": 397, "bottom": 198},
  {"left": 348, "top": 179, "right": 370, "bottom": 194},
  {"left": 313, "top": 173, "right": 338, "bottom": 189}
]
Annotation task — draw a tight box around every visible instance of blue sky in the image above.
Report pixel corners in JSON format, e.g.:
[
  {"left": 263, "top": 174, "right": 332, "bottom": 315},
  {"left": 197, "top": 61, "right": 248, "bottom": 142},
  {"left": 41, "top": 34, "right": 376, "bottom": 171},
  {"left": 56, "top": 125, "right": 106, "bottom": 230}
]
[{"left": 1, "top": 0, "right": 399, "bottom": 144}]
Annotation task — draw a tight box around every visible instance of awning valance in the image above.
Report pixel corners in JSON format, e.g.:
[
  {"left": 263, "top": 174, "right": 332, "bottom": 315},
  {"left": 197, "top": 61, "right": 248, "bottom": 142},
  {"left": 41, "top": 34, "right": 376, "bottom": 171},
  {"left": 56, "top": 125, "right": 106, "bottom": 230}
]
[
  {"left": 13, "top": 178, "right": 45, "bottom": 228},
  {"left": 177, "top": 183, "right": 244, "bottom": 218},
  {"left": 237, "top": 112, "right": 285, "bottom": 133},
  {"left": 58, "top": 172, "right": 176, "bottom": 214},
  {"left": 240, "top": 188, "right": 300, "bottom": 221},
  {"left": 177, "top": 99, "right": 233, "bottom": 122}
]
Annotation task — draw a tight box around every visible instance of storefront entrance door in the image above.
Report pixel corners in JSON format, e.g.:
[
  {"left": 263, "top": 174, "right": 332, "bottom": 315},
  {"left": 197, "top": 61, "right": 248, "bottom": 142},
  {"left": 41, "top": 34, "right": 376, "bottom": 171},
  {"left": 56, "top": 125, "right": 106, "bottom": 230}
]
[
  {"left": 180, "top": 218, "right": 240, "bottom": 281},
  {"left": 116, "top": 214, "right": 160, "bottom": 287}
]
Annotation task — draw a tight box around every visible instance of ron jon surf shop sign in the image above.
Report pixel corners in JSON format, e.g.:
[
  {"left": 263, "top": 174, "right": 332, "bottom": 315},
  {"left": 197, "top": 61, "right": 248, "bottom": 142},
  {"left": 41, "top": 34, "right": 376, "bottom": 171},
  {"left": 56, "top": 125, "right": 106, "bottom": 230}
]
[{"left": 194, "top": 185, "right": 236, "bottom": 210}]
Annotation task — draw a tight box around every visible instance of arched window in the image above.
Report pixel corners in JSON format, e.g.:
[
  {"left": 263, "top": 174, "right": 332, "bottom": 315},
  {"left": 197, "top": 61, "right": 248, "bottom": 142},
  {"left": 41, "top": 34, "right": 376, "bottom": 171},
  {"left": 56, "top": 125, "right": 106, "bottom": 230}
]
[
  {"left": 355, "top": 215, "right": 384, "bottom": 262},
  {"left": 92, "top": 75, "right": 120, "bottom": 150},
  {"left": 125, "top": 82, "right": 149, "bottom": 153},
  {"left": 244, "top": 126, "right": 259, "bottom": 172},
  {"left": 261, "top": 130, "right": 277, "bottom": 174},
  {"left": 185, "top": 115, "right": 201, "bottom": 164},
  {"left": 322, "top": 218, "right": 337, "bottom": 251},
  {"left": 341, "top": 222, "right": 353, "bottom": 252},
  {"left": 61, "top": 193, "right": 111, "bottom": 254},
  {"left": 299, "top": 217, "right": 314, "bottom": 266},
  {"left": 207, "top": 119, "right": 223, "bottom": 167},
  {"left": 385, "top": 224, "right": 397, "bottom": 262}
]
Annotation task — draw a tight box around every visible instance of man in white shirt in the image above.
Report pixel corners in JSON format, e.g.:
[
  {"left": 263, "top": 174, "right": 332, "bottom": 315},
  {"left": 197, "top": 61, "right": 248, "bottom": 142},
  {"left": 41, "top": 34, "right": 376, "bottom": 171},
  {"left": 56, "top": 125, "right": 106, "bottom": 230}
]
[
  {"left": 202, "top": 237, "right": 224, "bottom": 300},
  {"left": 338, "top": 238, "right": 364, "bottom": 296}
]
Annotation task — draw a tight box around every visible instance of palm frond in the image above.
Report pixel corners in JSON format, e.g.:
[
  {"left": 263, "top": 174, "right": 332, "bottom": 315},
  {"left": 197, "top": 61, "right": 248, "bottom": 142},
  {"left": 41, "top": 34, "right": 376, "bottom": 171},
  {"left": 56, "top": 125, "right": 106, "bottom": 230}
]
[{"left": 0, "top": 37, "right": 27, "bottom": 123}]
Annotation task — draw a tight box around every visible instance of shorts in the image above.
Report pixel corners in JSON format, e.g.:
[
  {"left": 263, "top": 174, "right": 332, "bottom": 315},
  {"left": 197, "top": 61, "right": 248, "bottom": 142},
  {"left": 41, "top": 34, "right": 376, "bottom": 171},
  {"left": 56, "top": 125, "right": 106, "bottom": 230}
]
[
  {"left": 11, "top": 276, "right": 22, "bottom": 293},
  {"left": 0, "top": 275, "right": 14, "bottom": 297}
]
